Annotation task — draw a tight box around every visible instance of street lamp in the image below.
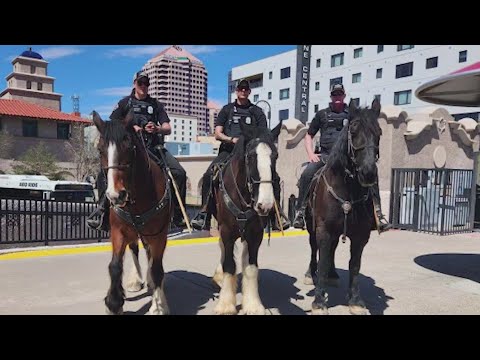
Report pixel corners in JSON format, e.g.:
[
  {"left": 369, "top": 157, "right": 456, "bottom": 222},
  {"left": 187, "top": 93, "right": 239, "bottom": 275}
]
[{"left": 256, "top": 100, "right": 272, "bottom": 129}]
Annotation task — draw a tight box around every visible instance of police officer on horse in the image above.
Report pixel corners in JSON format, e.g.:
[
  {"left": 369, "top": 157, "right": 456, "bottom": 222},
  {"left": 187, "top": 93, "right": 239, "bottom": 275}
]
[
  {"left": 191, "top": 79, "right": 290, "bottom": 231},
  {"left": 293, "top": 83, "right": 392, "bottom": 233},
  {"left": 87, "top": 71, "right": 187, "bottom": 231}
]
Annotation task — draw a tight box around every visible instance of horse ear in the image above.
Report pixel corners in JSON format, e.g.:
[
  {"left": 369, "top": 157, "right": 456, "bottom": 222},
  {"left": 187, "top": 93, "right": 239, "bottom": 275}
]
[
  {"left": 92, "top": 111, "right": 105, "bottom": 133},
  {"left": 270, "top": 121, "right": 282, "bottom": 142},
  {"left": 123, "top": 109, "right": 135, "bottom": 127},
  {"left": 348, "top": 98, "right": 357, "bottom": 114},
  {"left": 371, "top": 98, "right": 381, "bottom": 118}
]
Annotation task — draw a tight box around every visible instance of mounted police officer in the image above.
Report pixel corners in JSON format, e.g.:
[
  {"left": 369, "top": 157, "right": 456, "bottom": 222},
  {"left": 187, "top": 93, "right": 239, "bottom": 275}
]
[
  {"left": 87, "top": 71, "right": 187, "bottom": 231},
  {"left": 292, "top": 83, "right": 392, "bottom": 233},
  {"left": 190, "top": 79, "right": 290, "bottom": 231}
]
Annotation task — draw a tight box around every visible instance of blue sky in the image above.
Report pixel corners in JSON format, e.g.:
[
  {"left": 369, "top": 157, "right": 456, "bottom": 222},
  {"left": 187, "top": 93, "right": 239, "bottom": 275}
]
[{"left": 0, "top": 45, "right": 295, "bottom": 119}]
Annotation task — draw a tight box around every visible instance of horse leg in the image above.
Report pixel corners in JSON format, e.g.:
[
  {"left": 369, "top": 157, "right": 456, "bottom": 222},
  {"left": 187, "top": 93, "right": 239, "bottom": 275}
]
[
  {"left": 311, "top": 224, "right": 332, "bottom": 315},
  {"left": 326, "top": 236, "right": 340, "bottom": 288},
  {"left": 144, "top": 242, "right": 154, "bottom": 293},
  {"left": 125, "top": 239, "right": 145, "bottom": 292},
  {"left": 304, "top": 230, "right": 317, "bottom": 286},
  {"left": 105, "top": 229, "right": 127, "bottom": 315},
  {"left": 347, "top": 235, "right": 369, "bottom": 315},
  {"left": 212, "top": 239, "right": 225, "bottom": 288},
  {"left": 214, "top": 232, "right": 237, "bottom": 315},
  {"left": 147, "top": 233, "right": 169, "bottom": 315},
  {"left": 240, "top": 229, "right": 266, "bottom": 315}
]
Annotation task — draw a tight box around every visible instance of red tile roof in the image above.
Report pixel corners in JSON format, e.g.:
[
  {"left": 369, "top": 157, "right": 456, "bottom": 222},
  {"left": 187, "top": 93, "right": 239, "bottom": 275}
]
[{"left": 0, "top": 99, "right": 91, "bottom": 124}]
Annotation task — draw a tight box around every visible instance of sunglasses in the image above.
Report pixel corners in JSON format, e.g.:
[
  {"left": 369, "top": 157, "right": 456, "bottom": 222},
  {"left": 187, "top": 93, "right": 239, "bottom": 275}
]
[
  {"left": 137, "top": 80, "right": 150, "bottom": 87},
  {"left": 237, "top": 87, "right": 249, "bottom": 92},
  {"left": 331, "top": 92, "right": 344, "bottom": 96}
]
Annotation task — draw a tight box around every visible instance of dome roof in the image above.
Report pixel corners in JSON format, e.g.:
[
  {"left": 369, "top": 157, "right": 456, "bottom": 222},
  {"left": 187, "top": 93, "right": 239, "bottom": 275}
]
[{"left": 20, "top": 48, "right": 43, "bottom": 60}]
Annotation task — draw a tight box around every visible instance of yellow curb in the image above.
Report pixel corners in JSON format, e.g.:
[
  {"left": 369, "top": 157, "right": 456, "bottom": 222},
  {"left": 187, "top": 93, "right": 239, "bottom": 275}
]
[{"left": 0, "top": 230, "right": 308, "bottom": 261}]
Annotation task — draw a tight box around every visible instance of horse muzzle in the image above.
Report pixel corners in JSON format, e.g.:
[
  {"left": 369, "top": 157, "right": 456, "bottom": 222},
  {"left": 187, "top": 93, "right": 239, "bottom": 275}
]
[{"left": 107, "top": 189, "right": 129, "bottom": 207}]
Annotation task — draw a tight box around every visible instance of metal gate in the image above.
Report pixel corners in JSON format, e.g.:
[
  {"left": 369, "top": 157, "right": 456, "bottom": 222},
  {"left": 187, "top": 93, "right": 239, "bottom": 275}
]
[{"left": 389, "top": 168, "right": 476, "bottom": 235}]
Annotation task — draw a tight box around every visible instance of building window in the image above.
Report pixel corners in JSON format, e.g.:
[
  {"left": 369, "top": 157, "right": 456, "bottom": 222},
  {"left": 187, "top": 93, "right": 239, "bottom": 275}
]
[
  {"left": 268, "top": 92, "right": 272, "bottom": 100},
  {"left": 352, "top": 73, "right": 362, "bottom": 83},
  {"left": 280, "top": 67, "right": 291, "bottom": 79},
  {"left": 314, "top": 104, "right": 319, "bottom": 113},
  {"left": 316, "top": 58, "right": 321, "bottom": 68},
  {"left": 315, "top": 81, "right": 320, "bottom": 91},
  {"left": 330, "top": 77, "right": 343, "bottom": 88},
  {"left": 269, "top": 71, "right": 272, "bottom": 80},
  {"left": 353, "top": 47, "right": 363, "bottom": 58},
  {"left": 331, "top": 53, "right": 344, "bottom": 67},
  {"left": 26, "top": 80, "right": 32, "bottom": 89},
  {"left": 459, "top": 50, "right": 467, "bottom": 63},
  {"left": 396, "top": 62, "right": 414, "bottom": 78},
  {"left": 279, "top": 88, "right": 290, "bottom": 100},
  {"left": 37, "top": 82, "right": 42, "bottom": 91},
  {"left": 351, "top": 98, "right": 360, "bottom": 107},
  {"left": 377, "top": 45, "right": 384, "bottom": 53},
  {"left": 397, "top": 45, "right": 414, "bottom": 51},
  {"left": 57, "top": 123, "right": 70, "bottom": 139},
  {"left": 22, "top": 119, "right": 38, "bottom": 137},
  {"left": 374, "top": 94, "right": 381, "bottom": 102},
  {"left": 253, "top": 94, "right": 259, "bottom": 102},
  {"left": 30, "top": 65, "right": 35, "bottom": 74},
  {"left": 376, "top": 68, "right": 383, "bottom": 79},
  {"left": 394, "top": 90, "right": 412, "bottom": 105},
  {"left": 279, "top": 109, "right": 289, "bottom": 121},
  {"left": 426, "top": 57, "right": 438, "bottom": 69}
]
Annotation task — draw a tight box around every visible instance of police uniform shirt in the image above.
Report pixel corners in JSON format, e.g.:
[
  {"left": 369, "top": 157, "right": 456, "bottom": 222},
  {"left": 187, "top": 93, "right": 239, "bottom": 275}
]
[
  {"left": 215, "top": 101, "right": 268, "bottom": 130},
  {"left": 110, "top": 94, "right": 170, "bottom": 127},
  {"left": 307, "top": 103, "right": 348, "bottom": 153}
]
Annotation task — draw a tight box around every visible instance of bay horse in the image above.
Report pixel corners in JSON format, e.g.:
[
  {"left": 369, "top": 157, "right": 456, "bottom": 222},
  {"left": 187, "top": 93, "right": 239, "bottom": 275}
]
[
  {"left": 92, "top": 111, "right": 172, "bottom": 315},
  {"left": 305, "top": 98, "right": 382, "bottom": 315},
  {"left": 209, "top": 120, "right": 278, "bottom": 315}
]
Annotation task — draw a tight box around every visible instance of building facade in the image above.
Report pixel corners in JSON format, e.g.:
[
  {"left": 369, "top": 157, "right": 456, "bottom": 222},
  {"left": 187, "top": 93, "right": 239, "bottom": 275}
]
[
  {"left": 164, "top": 113, "right": 197, "bottom": 144},
  {"left": 207, "top": 100, "right": 221, "bottom": 135},
  {"left": 0, "top": 48, "right": 62, "bottom": 111},
  {"left": 229, "top": 45, "right": 480, "bottom": 128},
  {"left": 142, "top": 46, "right": 208, "bottom": 135}
]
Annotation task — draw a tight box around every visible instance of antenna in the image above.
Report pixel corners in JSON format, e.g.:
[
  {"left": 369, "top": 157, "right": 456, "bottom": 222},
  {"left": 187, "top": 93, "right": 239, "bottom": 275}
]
[{"left": 71, "top": 94, "right": 80, "bottom": 115}]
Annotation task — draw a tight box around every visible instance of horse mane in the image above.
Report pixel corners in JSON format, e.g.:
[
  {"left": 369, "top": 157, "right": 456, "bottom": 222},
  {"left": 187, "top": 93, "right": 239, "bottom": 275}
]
[
  {"left": 325, "top": 105, "right": 382, "bottom": 173},
  {"left": 232, "top": 126, "right": 276, "bottom": 159},
  {"left": 103, "top": 120, "right": 130, "bottom": 146}
]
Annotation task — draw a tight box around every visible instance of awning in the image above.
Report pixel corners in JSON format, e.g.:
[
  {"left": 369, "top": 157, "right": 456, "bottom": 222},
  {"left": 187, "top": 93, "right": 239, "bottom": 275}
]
[{"left": 415, "top": 61, "right": 480, "bottom": 107}]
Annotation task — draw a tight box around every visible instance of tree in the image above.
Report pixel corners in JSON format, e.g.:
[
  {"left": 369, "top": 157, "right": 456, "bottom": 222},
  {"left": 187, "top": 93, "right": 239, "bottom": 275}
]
[
  {"left": 65, "top": 124, "right": 100, "bottom": 182},
  {"left": 0, "top": 129, "right": 14, "bottom": 159},
  {"left": 12, "top": 142, "right": 61, "bottom": 177}
]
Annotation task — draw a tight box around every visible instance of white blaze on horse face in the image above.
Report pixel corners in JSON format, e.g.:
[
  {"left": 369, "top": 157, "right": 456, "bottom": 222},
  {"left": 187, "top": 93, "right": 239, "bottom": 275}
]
[
  {"left": 255, "top": 143, "right": 274, "bottom": 213},
  {"left": 106, "top": 142, "right": 120, "bottom": 201}
]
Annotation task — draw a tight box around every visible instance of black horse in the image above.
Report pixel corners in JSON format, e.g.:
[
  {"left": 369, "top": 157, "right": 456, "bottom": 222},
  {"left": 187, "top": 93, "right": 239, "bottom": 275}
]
[
  {"left": 209, "top": 120, "right": 278, "bottom": 315},
  {"left": 305, "top": 98, "right": 382, "bottom": 315}
]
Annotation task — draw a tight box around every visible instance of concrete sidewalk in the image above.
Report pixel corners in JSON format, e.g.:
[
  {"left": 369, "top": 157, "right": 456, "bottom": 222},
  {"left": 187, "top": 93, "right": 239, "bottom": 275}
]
[{"left": 0, "top": 230, "right": 479, "bottom": 315}]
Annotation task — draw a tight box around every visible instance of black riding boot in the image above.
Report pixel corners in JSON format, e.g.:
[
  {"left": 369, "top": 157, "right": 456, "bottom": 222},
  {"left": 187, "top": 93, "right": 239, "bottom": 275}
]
[
  {"left": 270, "top": 206, "right": 291, "bottom": 231},
  {"left": 293, "top": 207, "right": 306, "bottom": 229},
  {"left": 87, "top": 195, "right": 110, "bottom": 231},
  {"left": 191, "top": 210, "right": 211, "bottom": 231}
]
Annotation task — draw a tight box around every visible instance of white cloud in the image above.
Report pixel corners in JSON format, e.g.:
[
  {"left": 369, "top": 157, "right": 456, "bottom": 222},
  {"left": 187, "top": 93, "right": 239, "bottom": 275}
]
[
  {"left": 37, "top": 46, "right": 84, "bottom": 60},
  {"left": 94, "top": 87, "right": 132, "bottom": 97},
  {"left": 105, "top": 45, "right": 220, "bottom": 58}
]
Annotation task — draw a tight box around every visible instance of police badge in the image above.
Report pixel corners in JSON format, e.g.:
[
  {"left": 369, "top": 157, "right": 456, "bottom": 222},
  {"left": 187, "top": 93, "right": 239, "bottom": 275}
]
[
  {"left": 245, "top": 116, "right": 252, "bottom": 125},
  {"left": 147, "top": 106, "right": 153, "bottom": 114}
]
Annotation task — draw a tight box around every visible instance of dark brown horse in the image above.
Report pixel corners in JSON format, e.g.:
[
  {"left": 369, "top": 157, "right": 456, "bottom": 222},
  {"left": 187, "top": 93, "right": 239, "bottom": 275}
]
[
  {"left": 92, "top": 111, "right": 172, "bottom": 315},
  {"left": 306, "top": 99, "right": 382, "bottom": 315},
  {"left": 209, "top": 121, "right": 278, "bottom": 315}
]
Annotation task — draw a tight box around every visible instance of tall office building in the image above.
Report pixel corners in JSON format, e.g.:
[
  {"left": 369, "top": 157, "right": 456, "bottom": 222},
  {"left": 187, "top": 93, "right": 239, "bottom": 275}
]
[{"left": 143, "top": 45, "right": 208, "bottom": 135}]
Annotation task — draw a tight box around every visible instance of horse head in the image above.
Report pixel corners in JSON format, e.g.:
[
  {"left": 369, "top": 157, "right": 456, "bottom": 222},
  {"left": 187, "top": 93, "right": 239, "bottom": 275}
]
[
  {"left": 347, "top": 98, "right": 382, "bottom": 187},
  {"left": 92, "top": 110, "right": 135, "bottom": 207},
  {"left": 236, "top": 119, "right": 278, "bottom": 216}
]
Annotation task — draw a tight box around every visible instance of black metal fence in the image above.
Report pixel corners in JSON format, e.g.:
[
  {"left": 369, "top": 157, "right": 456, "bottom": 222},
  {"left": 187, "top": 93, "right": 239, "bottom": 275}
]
[
  {"left": 389, "top": 168, "right": 476, "bottom": 235},
  {"left": 0, "top": 199, "right": 106, "bottom": 245}
]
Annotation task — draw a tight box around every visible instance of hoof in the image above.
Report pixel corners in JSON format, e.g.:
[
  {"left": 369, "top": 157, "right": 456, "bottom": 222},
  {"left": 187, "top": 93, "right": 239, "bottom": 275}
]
[
  {"left": 349, "top": 304, "right": 368, "bottom": 315},
  {"left": 214, "top": 302, "right": 238, "bottom": 315},
  {"left": 304, "top": 274, "right": 314, "bottom": 286},
  {"left": 149, "top": 306, "right": 169, "bottom": 315},
  {"left": 105, "top": 306, "right": 123, "bottom": 315},
  {"left": 126, "top": 280, "right": 145, "bottom": 293},
  {"left": 311, "top": 302, "right": 328, "bottom": 315},
  {"left": 239, "top": 304, "right": 266, "bottom": 315}
]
